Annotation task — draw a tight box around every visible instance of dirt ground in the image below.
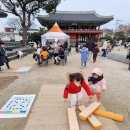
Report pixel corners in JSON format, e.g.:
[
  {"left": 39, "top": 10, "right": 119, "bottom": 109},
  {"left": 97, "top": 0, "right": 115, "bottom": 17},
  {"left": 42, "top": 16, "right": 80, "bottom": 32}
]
[
  {"left": 0, "top": 49, "right": 130, "bottom": 130},
  {"left": 0, "top": 76, "right": 18, "bottom": 91}
]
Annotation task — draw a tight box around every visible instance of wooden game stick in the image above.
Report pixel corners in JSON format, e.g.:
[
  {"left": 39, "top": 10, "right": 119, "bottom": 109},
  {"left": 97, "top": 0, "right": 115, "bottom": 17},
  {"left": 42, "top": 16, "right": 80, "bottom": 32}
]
[
  {"left": 68, "top": 108, "right": 79, "bottom": 130},
  {"left": 78, "top": 105, "right": 102, "bottom": 130},
  {"left": 79, "top": 102, "right": 101, "bottom": 120},
  {"left": 93, "top": 109, "right": 124, "bottom": 122}
]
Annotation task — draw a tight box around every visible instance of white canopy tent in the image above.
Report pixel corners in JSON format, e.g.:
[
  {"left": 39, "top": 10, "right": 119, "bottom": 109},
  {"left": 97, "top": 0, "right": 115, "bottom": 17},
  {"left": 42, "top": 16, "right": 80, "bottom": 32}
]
[
  {"left": 41, "top": 23, "right": 70, "bottom": 46},
  {"left": 42, "top": 32, "right": 70, "bottom": 40}
]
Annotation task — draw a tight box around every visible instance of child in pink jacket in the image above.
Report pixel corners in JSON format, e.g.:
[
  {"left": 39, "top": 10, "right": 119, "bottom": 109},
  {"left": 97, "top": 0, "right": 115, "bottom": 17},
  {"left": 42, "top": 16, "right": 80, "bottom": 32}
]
[{"left": 86, "top": 68, "right": 107, "bottom": 103}]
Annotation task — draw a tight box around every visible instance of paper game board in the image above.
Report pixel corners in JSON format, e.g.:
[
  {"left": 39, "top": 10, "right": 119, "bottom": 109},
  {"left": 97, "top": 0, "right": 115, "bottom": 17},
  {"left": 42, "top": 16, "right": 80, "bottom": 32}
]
[
  {"left": 16, "top": 67, "right": 31, "bottom": 72},
  {"left": 0, "top": 95, "right": 36, "bottom": 118}
]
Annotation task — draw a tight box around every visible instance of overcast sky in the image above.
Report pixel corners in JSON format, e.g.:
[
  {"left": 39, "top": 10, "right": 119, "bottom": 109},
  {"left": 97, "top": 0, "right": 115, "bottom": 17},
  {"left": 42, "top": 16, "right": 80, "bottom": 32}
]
[{"left": 0, "top": 0, "right": 130, "bottom": 31}]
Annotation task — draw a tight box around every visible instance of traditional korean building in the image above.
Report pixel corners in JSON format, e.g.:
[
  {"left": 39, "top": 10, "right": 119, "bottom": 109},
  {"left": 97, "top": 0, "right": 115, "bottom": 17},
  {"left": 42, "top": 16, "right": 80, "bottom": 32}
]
[{"left": 37, "top": 11, "right": 114, "bottom": 43}]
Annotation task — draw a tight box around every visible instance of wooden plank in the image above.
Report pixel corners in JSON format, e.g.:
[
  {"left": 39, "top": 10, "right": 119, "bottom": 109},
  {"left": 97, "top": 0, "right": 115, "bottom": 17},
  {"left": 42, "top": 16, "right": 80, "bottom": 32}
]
[
  {"left": 78, "top": 105, "right": 102, "bottom": 130},
  {"left": 68, "top": 108, "right": 79, "bottom": 130},
  {"left": 24, "top": 84, "right": 120, "bottom": 130},
  {"left": 79, "top": 102, "right": 101, "bottom": 120},
  {"left": 94, "top": 109, "right": 124, "bottom": 122}
]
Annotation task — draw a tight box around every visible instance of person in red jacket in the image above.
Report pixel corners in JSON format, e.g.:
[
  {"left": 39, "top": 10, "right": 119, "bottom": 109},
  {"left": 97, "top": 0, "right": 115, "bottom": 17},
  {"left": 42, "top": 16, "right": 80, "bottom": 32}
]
[{"left": 63, "top": 72, "right": 92, "bottom": 109}]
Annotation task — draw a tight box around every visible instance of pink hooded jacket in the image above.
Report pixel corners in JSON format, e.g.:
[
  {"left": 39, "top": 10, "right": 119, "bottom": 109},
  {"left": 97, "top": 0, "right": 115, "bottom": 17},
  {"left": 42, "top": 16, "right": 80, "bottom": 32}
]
[{"left": 88, "top": 68, "right": 107, "bottom": 93}]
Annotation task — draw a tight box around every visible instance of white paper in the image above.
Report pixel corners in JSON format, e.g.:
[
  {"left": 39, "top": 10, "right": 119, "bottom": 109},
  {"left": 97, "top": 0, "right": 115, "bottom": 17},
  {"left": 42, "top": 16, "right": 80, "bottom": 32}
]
[{"left": 0, "top": 95, "right": 36, "bottom": 118}]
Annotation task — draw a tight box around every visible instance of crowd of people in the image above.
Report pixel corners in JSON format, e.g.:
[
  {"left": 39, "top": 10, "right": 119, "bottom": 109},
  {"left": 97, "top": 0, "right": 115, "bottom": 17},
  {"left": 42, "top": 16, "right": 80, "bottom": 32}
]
[
  {"left": 32, "top": 38, "right": 112, "bottom": 69},
  {"left": 33, "top": 40, "right": 70, "bottom": 66},
  {"left": 74, "top": 38, "right": 130, "bottom": 70},
  {"left": 1, "top": 38, "right": 130, "bottom": 71}
]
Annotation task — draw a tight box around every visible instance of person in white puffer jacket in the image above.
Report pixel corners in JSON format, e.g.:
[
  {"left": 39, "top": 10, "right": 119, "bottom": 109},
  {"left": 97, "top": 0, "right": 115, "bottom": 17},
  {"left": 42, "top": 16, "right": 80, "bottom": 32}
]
[{"left": 102, "top": 40, "right": 108, "bottom": 58}]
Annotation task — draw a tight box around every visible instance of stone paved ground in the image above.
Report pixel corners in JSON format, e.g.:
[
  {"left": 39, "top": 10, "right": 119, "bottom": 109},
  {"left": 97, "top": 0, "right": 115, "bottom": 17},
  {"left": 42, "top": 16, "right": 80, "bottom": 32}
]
[
  {"left": 0, "top": 50, "right": 130, "bottom": 130},
  {"left": 112, "top": 46, "right": 127, "bottom": 55},
  {"left": 24, "top": 84, "right": 119, "bottom": 130},
  {"left": 100, "top": 46, "right": 129, "bottom": 64},
  {"left": 106, "top": 53, "right": 128, "bottom": 64}
]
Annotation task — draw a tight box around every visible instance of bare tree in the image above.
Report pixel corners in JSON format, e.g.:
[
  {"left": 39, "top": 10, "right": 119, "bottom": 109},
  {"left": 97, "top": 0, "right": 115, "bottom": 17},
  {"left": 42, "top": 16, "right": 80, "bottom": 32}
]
[
  {"left": 7, "top": 18, "right": 36, "bottom": 32},
  {"left": 0, "top": 0, "right": 61, "bottom": 45},
  {"left": 118, "top": 24, "right": 130, "bottom": 37},
  {"left": 7, "top": 18, "right": 22, "bottom": 32}
]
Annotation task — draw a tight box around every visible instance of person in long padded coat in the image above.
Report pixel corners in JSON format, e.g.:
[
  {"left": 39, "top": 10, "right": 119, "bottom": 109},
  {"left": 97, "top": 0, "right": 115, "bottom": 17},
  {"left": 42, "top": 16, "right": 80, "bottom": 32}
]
[
  {"left": 0, "top": 41, "right": 11, "bottom": 71},
  {"left": 86, "top": 38, "right": 95, "bottom": 61},
  {"left": 80, "top": 45, "right": 89, "bottom": 68}
]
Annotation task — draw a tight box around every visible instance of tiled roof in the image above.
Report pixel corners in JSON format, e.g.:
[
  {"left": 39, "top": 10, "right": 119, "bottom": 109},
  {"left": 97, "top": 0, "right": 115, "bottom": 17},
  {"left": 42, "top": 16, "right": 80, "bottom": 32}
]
[{"left": 37, "top": 11, "right": 114, "bottom": 27}]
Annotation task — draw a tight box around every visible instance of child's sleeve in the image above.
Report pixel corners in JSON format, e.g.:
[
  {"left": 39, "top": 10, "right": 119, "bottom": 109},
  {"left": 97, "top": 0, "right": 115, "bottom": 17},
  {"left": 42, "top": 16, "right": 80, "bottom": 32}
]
[
  {"left": 101, "top": 80, "right": 107, "bottom": 90},
  {"left": 82, "top": 81, "right": 92, "bottom": 96},
  {"left": 63, "top": 85, "right": 69, "bottom": 99}
]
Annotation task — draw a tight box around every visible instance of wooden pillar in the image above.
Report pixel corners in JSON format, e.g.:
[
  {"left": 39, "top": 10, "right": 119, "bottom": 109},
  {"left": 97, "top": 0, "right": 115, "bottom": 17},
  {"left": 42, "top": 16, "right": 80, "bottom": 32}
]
[
  {"left": 98, "top": 34, "right": 101, "bottom": 40},
  {"left": 78, "top": 34, "right": 80, "bottom": 42},
  {"left": 76, "top": 34, "right": 80, "bottom": 42}
]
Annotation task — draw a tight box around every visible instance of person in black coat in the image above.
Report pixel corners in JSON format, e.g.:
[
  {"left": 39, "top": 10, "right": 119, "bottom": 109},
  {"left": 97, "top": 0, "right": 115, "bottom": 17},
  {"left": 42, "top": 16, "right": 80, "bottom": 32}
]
[
  {"left": 0, "top": 41, "right": 10, "bottom": 71},
  {"left": 92, "top": 45, "right": 100, "bottom": 63},
  {"left": 86, "top": 38, "right": 95, "bottom": 61},
  {"left": 75, "top": 41, "right": 79, "bottom": 53},
  {"left": 63, "top": 41, "right": 68, "bottom": 51}
]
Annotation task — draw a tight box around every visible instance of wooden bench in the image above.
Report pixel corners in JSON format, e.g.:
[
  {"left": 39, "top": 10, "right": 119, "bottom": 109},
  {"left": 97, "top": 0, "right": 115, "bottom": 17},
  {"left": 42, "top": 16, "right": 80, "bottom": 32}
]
[{"left": 68, "top": 108, "right": 79, "bottom": 130}]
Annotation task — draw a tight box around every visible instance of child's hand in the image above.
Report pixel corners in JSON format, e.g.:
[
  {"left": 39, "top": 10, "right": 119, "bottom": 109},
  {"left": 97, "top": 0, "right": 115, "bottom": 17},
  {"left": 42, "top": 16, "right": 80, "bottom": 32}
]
[{"left": 89, "top": 95, "right": 93, "bottom": 99}]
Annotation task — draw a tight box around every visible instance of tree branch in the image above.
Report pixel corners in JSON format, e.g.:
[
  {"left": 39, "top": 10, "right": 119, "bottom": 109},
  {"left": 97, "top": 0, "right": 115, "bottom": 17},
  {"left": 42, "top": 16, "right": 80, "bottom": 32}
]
[
  {"left": 24, "top": 0, "right": 33, "bottom": 5},
  {"left": 5, "top": 0, "right": 23, "bottom": 22},
  {"left": 17, "top": 0, "right": 24, "bottom": 9},
  {"left": 8, "top": 0, "right": 14, "bottom": 5}
]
